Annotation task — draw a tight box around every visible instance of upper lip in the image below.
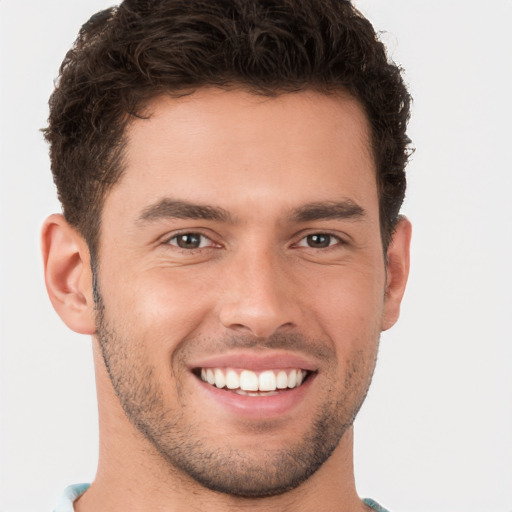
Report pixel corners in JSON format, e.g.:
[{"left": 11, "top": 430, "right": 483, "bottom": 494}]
[{"left": 188, "top": 351, "right": 319, "bottom": 373}]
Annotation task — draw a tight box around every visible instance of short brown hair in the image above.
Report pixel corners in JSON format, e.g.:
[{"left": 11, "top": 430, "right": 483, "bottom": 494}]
[{"left": 44, "top": 0, "right": 412, "bottom": 257}]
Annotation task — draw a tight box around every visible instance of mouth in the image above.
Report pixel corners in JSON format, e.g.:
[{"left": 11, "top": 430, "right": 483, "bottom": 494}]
[{"left": 193, "top": 367, "right": 312, "bottom": 396}]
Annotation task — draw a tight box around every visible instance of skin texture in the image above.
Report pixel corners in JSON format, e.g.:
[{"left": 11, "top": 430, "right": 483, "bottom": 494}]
[{"left": 42, "top": 89, "right": 411, "bottom": 512}]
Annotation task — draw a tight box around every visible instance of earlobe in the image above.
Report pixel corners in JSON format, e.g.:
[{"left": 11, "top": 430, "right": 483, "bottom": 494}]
[
  {"left": 381, "top": 216, "right": 412, "bottom": 331},
  {"left": 41, "top": 214, "right": 96, "bottom": 335}
]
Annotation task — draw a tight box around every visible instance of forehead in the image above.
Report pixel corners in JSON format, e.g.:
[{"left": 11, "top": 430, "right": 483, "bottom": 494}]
[{"left": 106, "top": 88, "right": 377, "bottom": 221}]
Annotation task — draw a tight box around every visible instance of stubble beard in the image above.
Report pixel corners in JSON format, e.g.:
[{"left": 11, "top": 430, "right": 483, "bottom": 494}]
[{"left": 93, "top": 287, "right": 378, "bottom": 498}]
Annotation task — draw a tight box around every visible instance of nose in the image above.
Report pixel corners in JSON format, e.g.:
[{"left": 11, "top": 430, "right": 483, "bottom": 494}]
[{"left": 218, "top": 247, "right": 300, "bottom": 338}]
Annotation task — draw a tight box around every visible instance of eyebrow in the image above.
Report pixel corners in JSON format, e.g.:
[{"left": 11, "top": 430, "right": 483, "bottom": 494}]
[
  {"left": 290, "top": 200, "right": 366, "bottom": 222},
  {"left": 138, "top": 199, "right": 232, "bottom": 223},
  {"left": 137, "top": 198, "right": 366, "bottom": 225}
]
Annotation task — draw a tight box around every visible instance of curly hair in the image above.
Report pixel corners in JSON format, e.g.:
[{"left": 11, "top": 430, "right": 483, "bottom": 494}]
[{"left": 43, "top": 0, "right": 412, "bottom": 257}]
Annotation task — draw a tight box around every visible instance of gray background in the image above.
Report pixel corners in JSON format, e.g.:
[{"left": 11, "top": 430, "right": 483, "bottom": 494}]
[{"left": 1, "top": 1, "right": 511, "bottom": 510}]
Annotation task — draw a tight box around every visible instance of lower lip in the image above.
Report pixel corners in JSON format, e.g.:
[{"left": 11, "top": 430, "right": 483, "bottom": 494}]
[{"left": 194, "top": 374, "right": 315, "bottom": 420}]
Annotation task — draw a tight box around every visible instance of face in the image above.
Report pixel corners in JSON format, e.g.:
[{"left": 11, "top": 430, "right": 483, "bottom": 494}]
[{"left": 94, "top": 89, "right": 390, "bottom": 497}]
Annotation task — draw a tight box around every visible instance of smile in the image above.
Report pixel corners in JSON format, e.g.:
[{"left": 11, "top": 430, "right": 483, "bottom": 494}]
[{"left": 197, "top": 368, "right": 311, "bottom": 395}]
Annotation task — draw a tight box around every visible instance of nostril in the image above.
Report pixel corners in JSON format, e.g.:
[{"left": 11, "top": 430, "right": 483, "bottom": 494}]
[
  {"left": 222, "top": 320, "right": 297, "bottom": 340},
  {"left": 229, "top": 323, "right": 252, "bottom": 332}
]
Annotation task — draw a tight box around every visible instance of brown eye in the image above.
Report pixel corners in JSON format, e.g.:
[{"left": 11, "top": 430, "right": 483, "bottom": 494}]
[
  {"left": 305, "top": 234, "right": 334, "bottom": 248},
  {"left": 169, "top": 233, "right": 205, "bottom": 249}
]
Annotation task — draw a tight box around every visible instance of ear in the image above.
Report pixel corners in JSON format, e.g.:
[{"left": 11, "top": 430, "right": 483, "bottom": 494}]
[
  {"left": 381, "top": 216, "right": 412, "bottom": 331},
  {"left": 41, "top": 214, "right": 96, "bottom": 335}
]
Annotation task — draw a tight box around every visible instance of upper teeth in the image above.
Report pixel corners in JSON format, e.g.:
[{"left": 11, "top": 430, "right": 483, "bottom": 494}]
[{"left": 199, "top": 368, "right": 307, "bottom": 392}]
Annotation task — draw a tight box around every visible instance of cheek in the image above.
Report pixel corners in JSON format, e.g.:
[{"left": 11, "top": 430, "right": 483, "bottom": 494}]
[
  {"left": 101, "top": 266, "right": 216, "bottom": 347},
  {"left": 304, "top": 264, "right": 385, "bottom": 351}
]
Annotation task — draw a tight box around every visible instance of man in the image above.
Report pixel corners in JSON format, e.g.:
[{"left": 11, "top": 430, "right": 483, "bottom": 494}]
[{"left": 42, "top": 0, "right": 412, "bottom": 510}]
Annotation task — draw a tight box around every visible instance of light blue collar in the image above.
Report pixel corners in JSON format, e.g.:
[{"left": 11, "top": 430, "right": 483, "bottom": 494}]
[
  {"left": 53, "top": 483, "right": 90, "bottom": 512},
  {"left": 54, "top": 483, "right": 389, "bottom": 512}
]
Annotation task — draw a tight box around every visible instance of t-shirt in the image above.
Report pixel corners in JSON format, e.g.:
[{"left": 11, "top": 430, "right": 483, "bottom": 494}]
[{"left": 53, "top": 483, "right": 390, "bottom": 512}]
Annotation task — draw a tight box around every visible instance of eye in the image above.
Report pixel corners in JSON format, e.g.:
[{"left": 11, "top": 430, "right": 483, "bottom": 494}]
[
  {"left": 167, "top": 233, "right": 214, "bottom": 250},
  {"left": 297, "top": 233, "right": 341, "bottom": 249}
]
